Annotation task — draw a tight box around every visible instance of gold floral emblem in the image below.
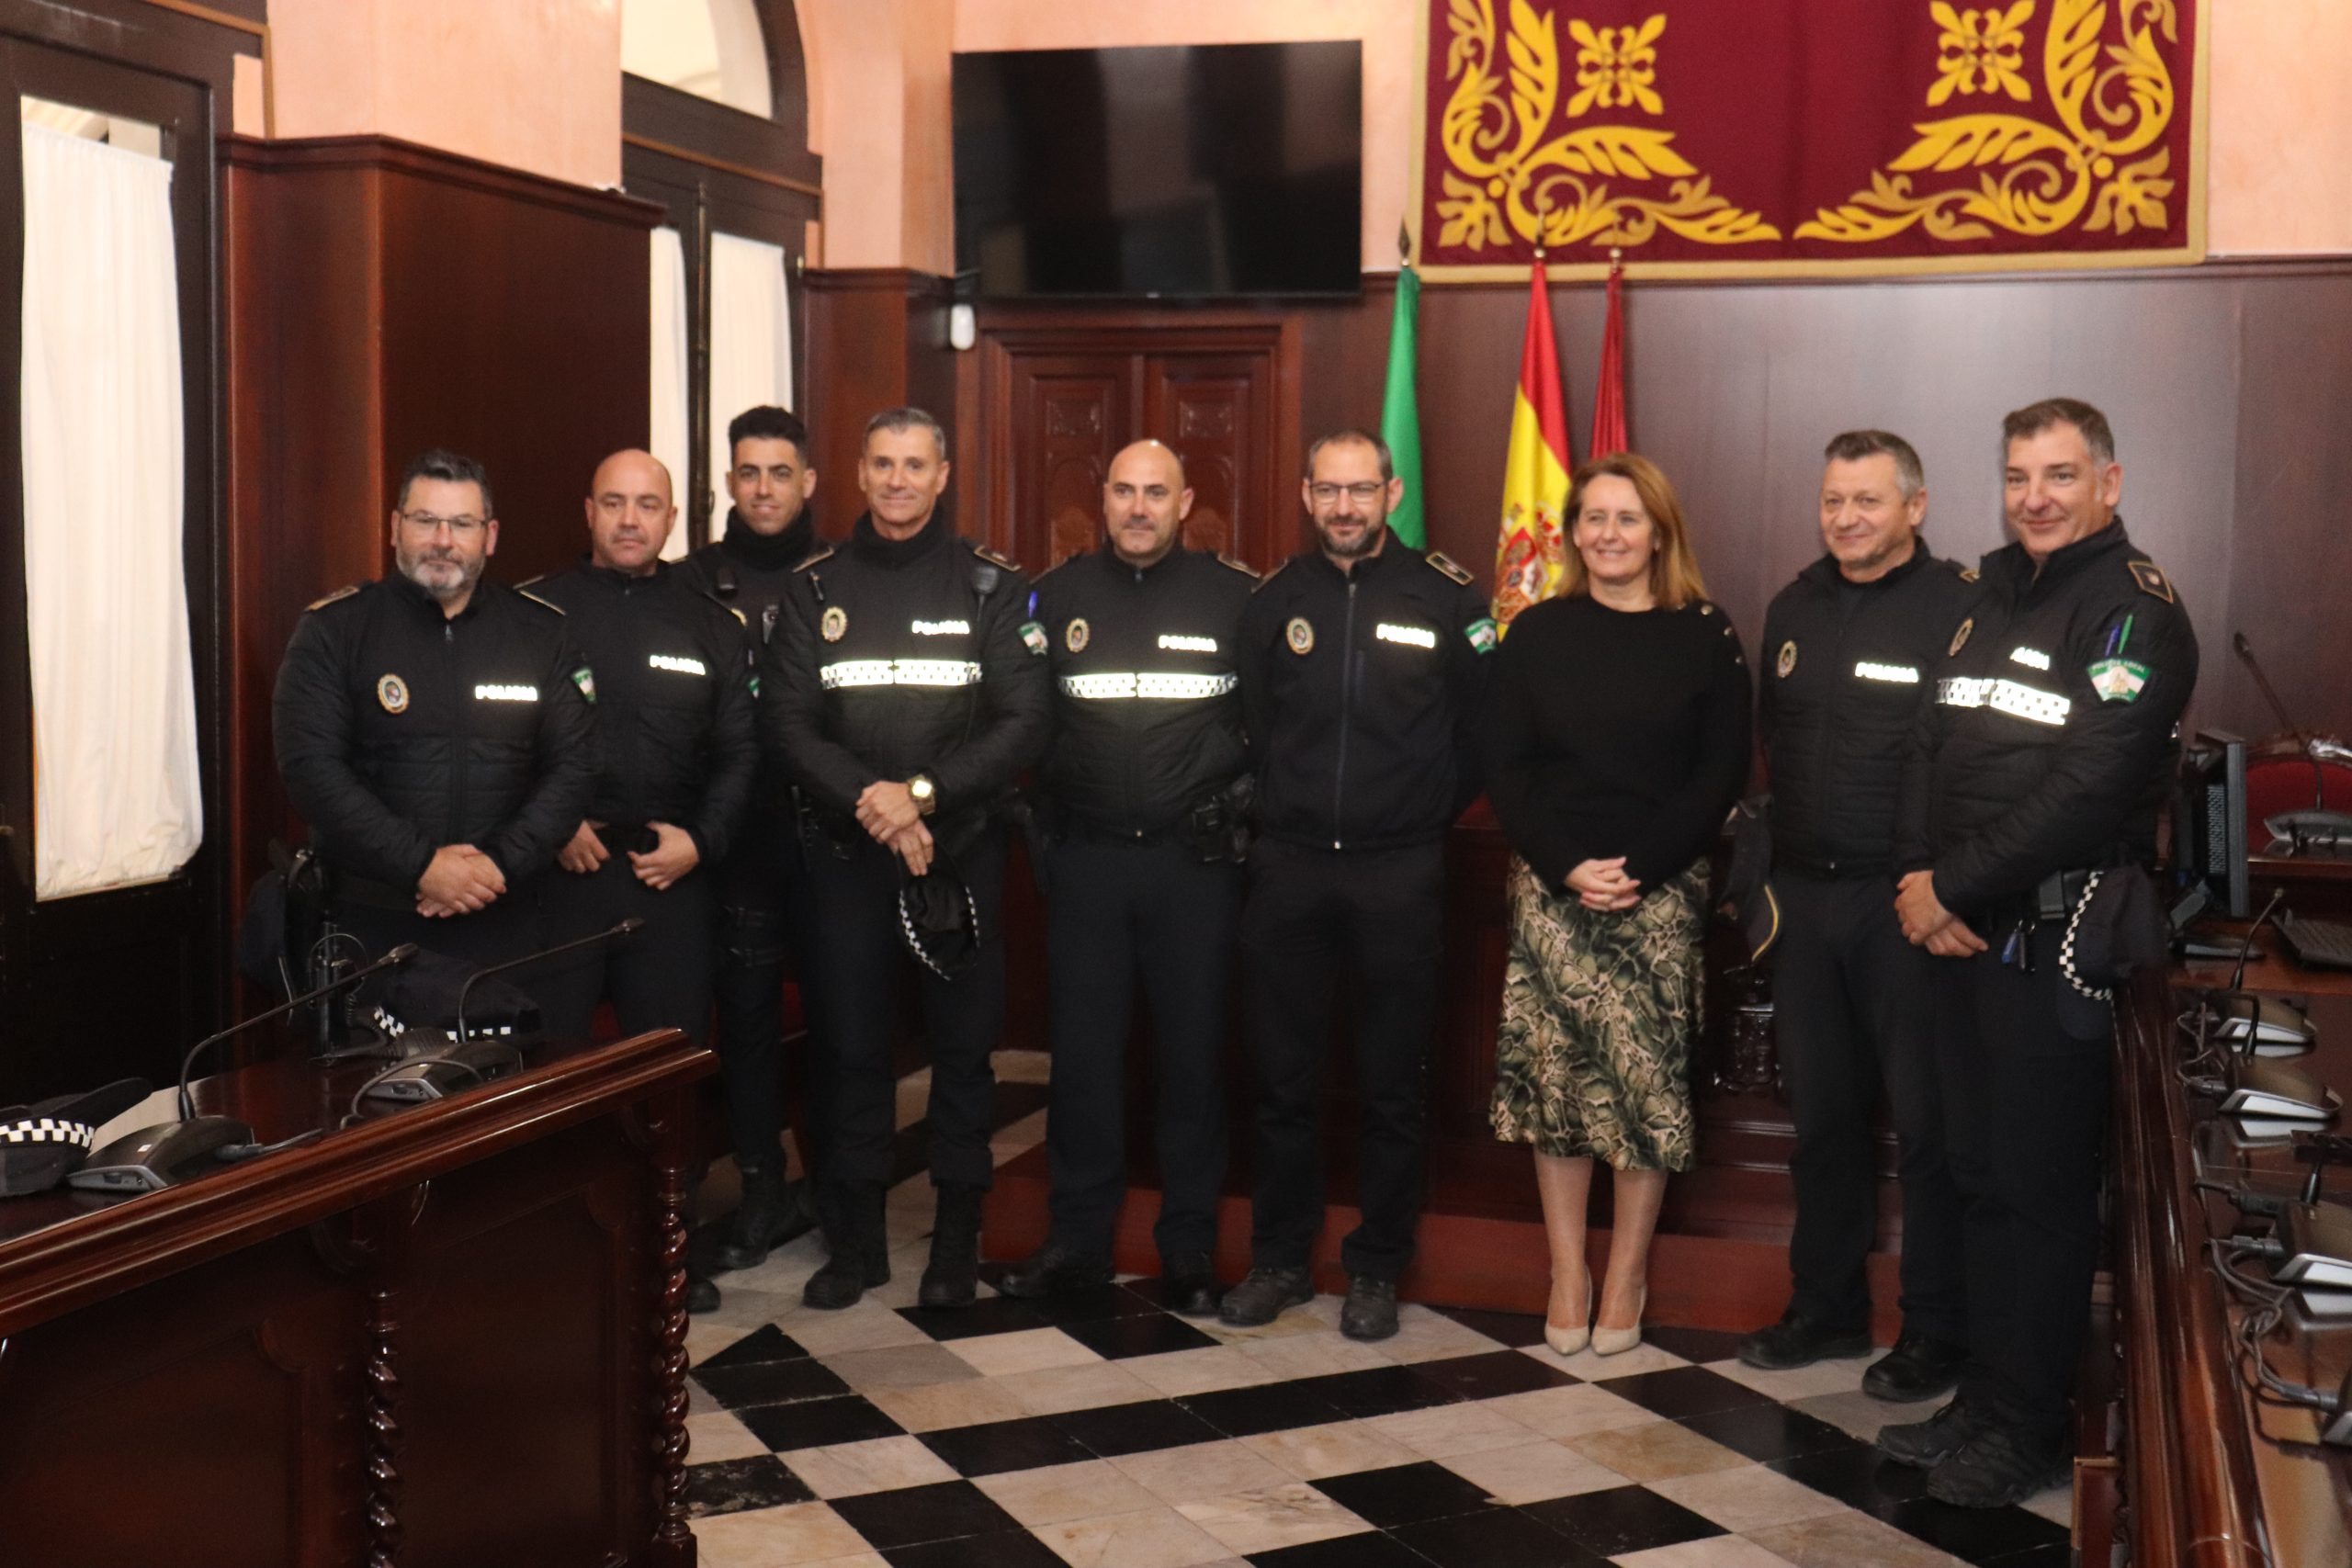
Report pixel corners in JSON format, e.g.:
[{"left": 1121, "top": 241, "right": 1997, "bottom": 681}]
[
  {"left": 1435, "top": 0, "right": 1779, "bottom": 254},
  {"left": 1929, "top": 1, "right": 2035, "bottom": 105},
  {"left": 1800, "top": 0, "right": 2182, "bottom": 246}
]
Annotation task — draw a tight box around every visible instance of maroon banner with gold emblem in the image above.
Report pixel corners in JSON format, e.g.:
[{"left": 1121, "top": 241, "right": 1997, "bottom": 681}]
[{"left": 1413, "top": 0, "right": 2206, "bottom": 279}]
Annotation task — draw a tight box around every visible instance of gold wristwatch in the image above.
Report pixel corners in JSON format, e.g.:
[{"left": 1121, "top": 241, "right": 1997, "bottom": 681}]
[{"left": 908, "top": 774, "right": 937, "bottom": 817}]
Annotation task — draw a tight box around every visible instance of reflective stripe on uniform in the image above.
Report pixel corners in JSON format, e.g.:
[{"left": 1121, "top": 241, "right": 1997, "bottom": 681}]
[
  {"left": 1937, "top": 675, "right": 2070, "bottom": 727},
  {"left": 1853, "top": 661, "right": 1919, "bottom": 683},
  {"left": 820, "top": 659, "right": 982, "bottom": 689},
  {"left": 1060, "top": 671, "right": 1238, "bottom": 701}
]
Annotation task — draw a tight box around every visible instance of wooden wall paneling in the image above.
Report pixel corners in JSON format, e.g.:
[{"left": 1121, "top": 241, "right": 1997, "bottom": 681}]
[
  {"left": 993, "top": 352, "right": 1126, "bottom": 570},
  {"left": 800, "top": 268, "right": 956, "bottom": 540}
]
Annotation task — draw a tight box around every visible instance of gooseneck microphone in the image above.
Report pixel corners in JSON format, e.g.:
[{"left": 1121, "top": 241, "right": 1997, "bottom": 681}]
[
  {"left": 451, "top": 917, "right": 643, "bottom": 1047},
  {"left": 179, "top": 942, "right": 422, "bottom": 1119}
]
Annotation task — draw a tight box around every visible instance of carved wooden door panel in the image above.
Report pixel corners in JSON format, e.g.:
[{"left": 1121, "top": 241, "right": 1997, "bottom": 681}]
[
  {"left": 1000, "top": 355, "right": 1127, "bottom": 573},
  {"left": 1141, "top": 354, "right": 1276, "bottom": 569}
]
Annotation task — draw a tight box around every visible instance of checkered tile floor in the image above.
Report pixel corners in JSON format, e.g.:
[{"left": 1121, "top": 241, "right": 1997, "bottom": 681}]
[{"left": 683, "top": 1053, "right": 2072, "bottom": 1568}]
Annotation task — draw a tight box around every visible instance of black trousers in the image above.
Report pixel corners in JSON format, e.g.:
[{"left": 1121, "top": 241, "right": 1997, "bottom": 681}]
[
  {"left": 710, "top": 810, "right": 820, "bottom": 1173},
  {"left": 1240, "top": 837, "right": 1445, "bottom": 1281},
  {"left": 333, "top": 882, "right": 554, "bottom": 1018},
  {"left": 1772, "top": 870, "right": 1965, "bottom": 1344},
  {"left": 535, "top": 853, "right": 716, "bottom": 1047},
  {"left": 808, "top": 828, "right": 1007, "bottom": 1193},
  {"left": 1044, "top": 837, "right": 1238, "bottom": 1263},
  {"left": 1932, "top": 916, "right": 2112, "bottom": 1440}
]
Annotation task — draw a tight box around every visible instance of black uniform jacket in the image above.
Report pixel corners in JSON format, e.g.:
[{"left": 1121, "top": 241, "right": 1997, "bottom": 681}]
[
  {"left": 1760, "top": 546, "right": 1975, "bottom": 876},
  {"left": 1031, "top": 542, "right": 1255, "bottom": 837},
  {"left": 763, "top": 509, "right": 1051, "bottom": 827},
  {"left": 1239, "top": 537, "right": 1496, "bottom": 851},
  {"left": 273, "top": 574, "right": 598, "bottom": 906},
  {"left": 676, "top": 507, "right": 820, "bottom": 651},
  {"left": 1896, "top": 520, "right": 2199, "bottom": 913},
  {"left": 530, "top": 560, "right": 758, "bottom": 865}
]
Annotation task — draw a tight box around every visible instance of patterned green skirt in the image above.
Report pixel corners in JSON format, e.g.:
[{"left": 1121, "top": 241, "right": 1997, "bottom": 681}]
[{"left": 1489, "top": 856, "right": 1705, "bottom": 1172}]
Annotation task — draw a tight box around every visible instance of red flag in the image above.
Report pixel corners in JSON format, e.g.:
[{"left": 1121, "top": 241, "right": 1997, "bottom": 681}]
[{"left": 1590, "top": 255, "right": 1628, "bottom": 460}]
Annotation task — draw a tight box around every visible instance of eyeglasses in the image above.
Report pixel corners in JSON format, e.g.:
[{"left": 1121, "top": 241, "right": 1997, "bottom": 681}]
[
  {"left": 399, "top": 511, "right": 490, "bottom": 536},
  {"left": 1308, "top": 482, "right": 1387, "bottom": 504}
]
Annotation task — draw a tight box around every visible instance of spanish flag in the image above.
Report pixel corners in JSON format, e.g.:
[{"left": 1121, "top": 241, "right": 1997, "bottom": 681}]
[{"left": 1491, "top": 260, "right": 1573, "bottom": 628}]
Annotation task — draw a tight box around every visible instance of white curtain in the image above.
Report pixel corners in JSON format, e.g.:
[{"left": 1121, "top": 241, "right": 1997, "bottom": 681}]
[
  {"left": 707, "top": 231, "right": 794, "bottom": 543},
  {"left": 19, "top": 120, "right": 200, "bottom": 900},
  {"left": 650, "top": 226, "right": 692, "bottom": 559}
]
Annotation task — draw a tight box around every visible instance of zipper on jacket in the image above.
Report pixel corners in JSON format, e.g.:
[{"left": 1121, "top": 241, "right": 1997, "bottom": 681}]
[
  {"left": 1332, "top": 579, "right": 1358, "bottom": 849},
  {"left": 444, "top": 618, "right": 467, "bottom": 846},
  {"left": 1810, "top": 587, "right": 1857, "bottom": 869}
]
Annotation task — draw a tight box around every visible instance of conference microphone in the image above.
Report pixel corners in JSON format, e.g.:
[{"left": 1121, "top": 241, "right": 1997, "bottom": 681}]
[
  {"left": 452, "top": 917, "right": 642, "bottom": 1047},
  {"left": 72, "top": 942, "right": 421, "bottom": 1194}
]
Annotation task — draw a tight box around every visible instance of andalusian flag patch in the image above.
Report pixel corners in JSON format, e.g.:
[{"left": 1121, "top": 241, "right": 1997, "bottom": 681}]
[
  {"left": 1019, "top": 620, "right": 1049, "bottom": 657},
  {"left": 1465, "top": 617, "right": 1499, "bottom": 655},
  {"left": 2088, "top": 658, "right": 2149, "bottom": 703},
  {"left": 571, "top": 666, "right": 597, "bottom": 704}
]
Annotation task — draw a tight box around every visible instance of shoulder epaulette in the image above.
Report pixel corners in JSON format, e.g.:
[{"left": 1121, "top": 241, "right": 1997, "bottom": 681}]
[
  {"left": 695, "top": 588, "right": 748, "bottom": 628},
  {"left": 1251, "top": 558, "right": 1295, "bottom": 592},
  {"left": 1958, "top": 566, "right": 1980, "bottom": 583},
  {"left": 305, "top": 583, "right": 361, "bottom": 612},
  {"left": 1032, "top": 553, "right": 1074, "bottom": 585},
  {"left": 1216, "top": 553, "right": 1261, "bottom": 581},
  {"left": 1425, "top": 550, "right": 1475, "bottom": 587},
  {"left": 972, "top": 544, "right": 1023, "bottom": 574},
  {"left": 516, "top": 587, "right": 565, "bottom": 615},
  {"left": 794, "top": 543, "right": 835, "bottom": 572},
  {"left": 2126, "top": 558, "right": 2175, "bottom": 604}
]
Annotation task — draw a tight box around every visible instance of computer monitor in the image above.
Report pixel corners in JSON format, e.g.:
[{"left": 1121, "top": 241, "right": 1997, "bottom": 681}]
[{"left": 2177, "top": 730, "right": 2252, "bottom": 920}]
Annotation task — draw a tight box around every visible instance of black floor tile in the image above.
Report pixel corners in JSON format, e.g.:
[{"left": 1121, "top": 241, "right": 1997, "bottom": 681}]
[
  {"left": 694, "top": 1324, "right": 811, "bottom": 1371},
  {"left": 736, "top": 1393, "right": 906, "bottom": 1451},
  {"left": 1640, "top": 1325, "right": 1748, "bottom": 1364},
  {"left": 1052, "top": 1396, "right": 1226, "bottom": 1458},
  {"left": 1286, "top": 1364, "right": 1459, "bottom": 1419},
  {"left": 1882, "top": 1495, "right": 2071, "bottom": 1565},
  {"left": 1248, "top": 1528, "right": 1435, "bottom": 1566},
  {"left": 682, "top": 1455, "right": 814, "bottom": 1518},
  {"left": 1411, "top": 1348, "right": 1581, "bottom": 1401},
  {"left": 919, "top": 1414, "right": 1093, "bottom": 1477},
  {"left": 1983, "top": 1545, "right": 2072, "bottom": 1568},
  {"left": 1521, "top": 1483, "right": 1724, "bottom": 1555},
  {"left": 1589, "top": 1364, "right": 1776, "bottom": 1420},
  {"left": 1179, "top": 1379, "right": 1351, "bottom": 1438},
  {"left": 1677, "top": 1402, "right": 1861, "bottom": 1463},
  {"left": 896, "top": 1294, "right": 1050, "bottom": 1340},
  {"left": 1768, "top": 1443, "right": 1934, "bottom": 1513},
  {"left": 1058, "top": 1309, "right": 1222, "bottom": 1359},
  {"left": 694, "top": 1356, "right": 852, "bottom": 1411},
  {"left": 1391, "top": 1506, "right": 1613, "bottom": 1567},
  {"left": 1017, "top": 1281, "right": 1167, "bottom": 1326},
  {"left": 885, "top": 1529, "right": 1072, "bottom": 1568},
  {"left": 1430, "top": 1304, "right": 1550, "bottom": 1348},
  {"left": 831, "top": 1478, "right": 1026, "bottom": 1551},
  {"left": 1309, "top": 1461, "right": 1500, "bottom": 1529}
]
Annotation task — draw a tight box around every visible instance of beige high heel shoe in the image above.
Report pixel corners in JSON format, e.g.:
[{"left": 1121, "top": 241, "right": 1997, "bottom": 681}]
[
  {"left": 1544, "top": 1271, "right": 1592, "bottom": 1357},
  {"left": 1592, "top": 1284, "right": 1647, "bottom": 1356}
]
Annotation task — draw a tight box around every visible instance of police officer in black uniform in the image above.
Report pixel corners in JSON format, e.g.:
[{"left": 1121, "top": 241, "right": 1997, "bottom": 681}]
[
  {"left": 1220, "top": 429, "right": 1495, "bottom": 1342},
  {"left": 1738, "top": 431, "right": 1972, "bottom": 1400},
  {"left": 273, "top": 449, "right": 596, "bottom": 1012},
  {"left": 676, "top": 407, "right": 825, "bottom": 1292},
  {"left": 530, "top": 448, "right": 756, "bottom": 1058},
  {"left": 997, "top": 440, "right": 1255, "bottom": 1316},
  {"left": 764, "top": 407, "right": 1050, "bottom": 1311},
  {"left": 1882, "top": 398, "right": 2197, "bottom": 1506}
]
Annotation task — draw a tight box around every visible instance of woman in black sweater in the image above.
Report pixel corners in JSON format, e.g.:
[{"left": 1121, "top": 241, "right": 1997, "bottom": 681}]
[{"left": 1487, "top": 453, "right": 1751, "bottom": 1357}]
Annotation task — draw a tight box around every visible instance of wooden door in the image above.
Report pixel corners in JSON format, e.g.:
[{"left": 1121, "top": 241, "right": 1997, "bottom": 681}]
[{"left": 1142, "top": 353, "right": 1279, "bottom": 568}]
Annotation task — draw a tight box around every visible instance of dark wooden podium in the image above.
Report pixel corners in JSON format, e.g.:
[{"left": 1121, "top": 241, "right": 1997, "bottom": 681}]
[{"left": 0, "top": 1029, "right": 714, "bottom": 1568}]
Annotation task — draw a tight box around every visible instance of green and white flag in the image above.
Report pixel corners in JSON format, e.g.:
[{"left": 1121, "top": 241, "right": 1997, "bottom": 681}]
[{"left": 1381, "top": 262, "right": 1425, "bottom": 548}]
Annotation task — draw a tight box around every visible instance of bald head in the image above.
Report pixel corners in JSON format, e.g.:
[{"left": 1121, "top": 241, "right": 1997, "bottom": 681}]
[
  {"left": 585, "top": 448, "right": 676, "bottom": 574},
  {"left": 1102, "top": 441, "right": 1193, "bottom": 568}
]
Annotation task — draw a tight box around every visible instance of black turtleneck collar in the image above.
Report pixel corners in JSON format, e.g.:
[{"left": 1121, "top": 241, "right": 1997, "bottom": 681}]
[
  {"left": 851, "top": 507, "right": 952, "bottom": 567},
  {"left": 1096, "top": 539, "right": 1185, "bottom": 581},
  {"left": 1985, "top": 515, "right": 2132, "bottom": 593},
  {"left": 1798, "top": 536, "right": 1938, "bottom": 593},
  {"left": 388, "top": 568, "right": 480, "bottom": 621},
  {"left": 1306, "top": 530, "right": 1411, "bottom": 582},
  {"left": 582, "top": 558, "right": 668, "bottom": 590},
  {"left": 718, "top": 507, "right": 814, "bottom": 570}
]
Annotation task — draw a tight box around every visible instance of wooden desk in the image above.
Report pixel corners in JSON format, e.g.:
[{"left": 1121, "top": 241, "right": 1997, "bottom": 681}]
[{"left": 0, "top": 1029, "right": 713, "bottom": 1568}]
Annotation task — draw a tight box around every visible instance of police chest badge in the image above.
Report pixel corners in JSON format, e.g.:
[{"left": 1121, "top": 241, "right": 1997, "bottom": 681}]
[
  {"left": 1776, "top": 640, "right": 1797, "bottom": 679},
  {"left": 1948, "top": 617, "right": 1974, "bottom": 658},
  {"left": 1066, "top": 617, "right": 1091, "bottom": 653},
  {"left": 820, "top": 605, "right": 847, "bottom": 642},
  {"left": 1285, "top": 616, "right": 1314, "bottom": 655},
  {"left": 376, "top": 672, "right": 409, "bottom": 714}
]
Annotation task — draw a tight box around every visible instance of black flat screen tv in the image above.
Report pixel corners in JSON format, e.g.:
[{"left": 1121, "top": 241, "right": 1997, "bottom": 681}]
[{"left": 953, "top": 41, "right": 1362, "bottom": 299}]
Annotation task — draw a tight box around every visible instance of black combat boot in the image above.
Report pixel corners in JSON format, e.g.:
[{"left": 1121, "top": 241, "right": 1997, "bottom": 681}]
[
  {"left": 801, "top": 1182, "right": 890, "bottom": 1310},
  {"left": 717, "top": 1160, "right": 820, "bottom": 1271},
  {"left": 918, "top": 1183, "right": 987, "bottom": 1309}
]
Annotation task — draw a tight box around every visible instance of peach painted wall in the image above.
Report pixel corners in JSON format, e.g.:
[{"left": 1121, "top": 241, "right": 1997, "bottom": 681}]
[
  {"left": 269, "top": 0, "right": 623, "bottom": 191},
  {"left": 797, "top": 0, "right": 956, "bottom": 272},
  {"left": 2207, "top": 0, "right": 2352, "bottom": 255}
]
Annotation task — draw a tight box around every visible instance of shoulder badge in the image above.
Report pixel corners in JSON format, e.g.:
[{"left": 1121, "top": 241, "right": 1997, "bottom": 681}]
[
  {"left": 2127, "top": 558, "right": 2175, "bottom": 604},
  {"left": 305, "top": 583, "right": 361, "bottom": 613},
  {"left": 516, "top": 588, "right": 565, "bottom": 615},
  {"left": 1958, "top": 566, "right": 1980, "bottom": 583},
  {"left": 1216, "top": 553, "right": 1261, "bottom": 581},
  {"left": 1251, "top": 558, "right": 1295, "bottom": 593},
  {"left": 973, "top": 544, "right": 1023, "bottom": 574},
  {"left": 1426, "top": 550, "right": 1475, "bottom": 587},
  {"left": 795, "top": 543, "right": 836, "bottom": 573},
  {"left": 1066, "top": 617, "right": 1091, "bottom": 653}
]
